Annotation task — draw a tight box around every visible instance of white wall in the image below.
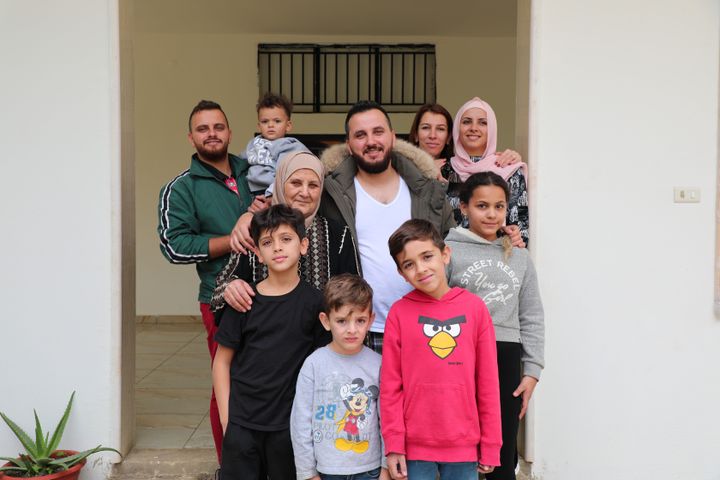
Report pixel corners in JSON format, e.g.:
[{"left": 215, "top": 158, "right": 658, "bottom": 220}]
[
  {"left": 135, "top": 32, "right": 518, "bottom": 315},
  {"left": 0, "top": 1, "right": 122, "bottom": 478},
  {"left": 530, "top": 1, "right": 719, "bottom": 479},
  {"left": 0, "top": 1, "right": 716, "bottom": 478}
]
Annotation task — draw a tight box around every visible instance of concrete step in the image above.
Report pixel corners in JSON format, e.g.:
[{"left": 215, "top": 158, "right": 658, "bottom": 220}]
[
  {"left": 109, "top": 447, "right": 532, "bottom": 480},
  {"left": 518, "top": 458, "right": 532, "bottom": 480},
  {"left": 109, "top": 448, "right": 217, "bottom": 480}
]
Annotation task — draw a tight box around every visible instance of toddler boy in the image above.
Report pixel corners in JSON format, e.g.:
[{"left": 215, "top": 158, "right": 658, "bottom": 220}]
[
  {"left": 291, "top": 274, "right": 389, "bottom": 480},
  {"left": 380, "top": 219, "right": 502, "bottom": 480},
  {"left": 213, "top": 204, "right": 330, "bottom": 479},
  {"left": 245, "top": 92, "right": 308, "bottom": 200}
]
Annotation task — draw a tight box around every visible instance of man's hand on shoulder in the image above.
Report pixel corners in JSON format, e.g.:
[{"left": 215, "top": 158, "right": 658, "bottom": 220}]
[
  {"left": 248, "top": 195, "right": 271, "bottom": 214},
  {"left": 230, "top": 212, "right": 256, "bottom": 255},
  {"left": 225, "top": 279, "right": 255, "bottom": 312}
]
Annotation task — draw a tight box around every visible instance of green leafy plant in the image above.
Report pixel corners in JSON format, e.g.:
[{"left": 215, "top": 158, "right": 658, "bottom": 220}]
[{"left": 0, "top": 392, "right": 120, "bottom": 478}]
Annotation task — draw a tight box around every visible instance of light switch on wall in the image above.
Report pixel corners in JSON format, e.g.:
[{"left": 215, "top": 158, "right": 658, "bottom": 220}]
[{"left": 673, "top": 187, "right": 701, "bottom": 203}]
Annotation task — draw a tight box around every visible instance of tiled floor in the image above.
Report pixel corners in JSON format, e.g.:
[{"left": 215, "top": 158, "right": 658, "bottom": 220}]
[{"left": 135, "top": 320, "right": 214, "bottom": 449}]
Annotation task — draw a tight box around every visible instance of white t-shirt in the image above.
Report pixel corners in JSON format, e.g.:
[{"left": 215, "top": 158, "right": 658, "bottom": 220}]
[{"left": 354, "top": 177, "right": 412, "bottom": 333}]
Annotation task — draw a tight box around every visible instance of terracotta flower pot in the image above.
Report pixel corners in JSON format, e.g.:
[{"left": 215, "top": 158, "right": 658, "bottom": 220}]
[{"left": 1, "top": 450, "right": 86, "bottom": 480}]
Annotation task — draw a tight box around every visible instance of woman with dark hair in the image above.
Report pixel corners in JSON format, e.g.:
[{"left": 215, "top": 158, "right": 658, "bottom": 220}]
[{"left": 408, "top": 103, "right": 455, "bottom": 176}]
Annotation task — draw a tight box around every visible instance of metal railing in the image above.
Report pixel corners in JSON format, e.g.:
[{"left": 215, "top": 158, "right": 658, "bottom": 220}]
[{"left": 258, "top": 44, "right": 436, "bottom": 113}]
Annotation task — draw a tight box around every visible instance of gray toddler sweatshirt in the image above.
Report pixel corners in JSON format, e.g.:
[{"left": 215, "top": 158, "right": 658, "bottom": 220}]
[
  {"left": 290, "top": 346, "right": 385, "bottom": 479},
  {"left": 446, "top": 226, "right": 545, "bottom": 379},
  {"left": 244, "top": 135, "right": 309, "bottom": 196}
]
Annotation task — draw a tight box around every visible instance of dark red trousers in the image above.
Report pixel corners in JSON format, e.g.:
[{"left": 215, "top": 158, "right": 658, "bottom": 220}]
[{"left": 200, "top": 303, "right": 223, "bottom": 463}]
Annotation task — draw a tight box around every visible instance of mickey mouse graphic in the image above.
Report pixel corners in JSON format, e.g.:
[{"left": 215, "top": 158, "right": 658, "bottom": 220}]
[{"left": 335, "top": 378, "right": 379, "bottom": 454}]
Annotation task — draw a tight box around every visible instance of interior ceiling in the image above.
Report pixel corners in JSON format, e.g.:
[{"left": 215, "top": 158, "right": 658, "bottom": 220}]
[{"left": 134, "top": 0, "right": 517, "bottom": 37}]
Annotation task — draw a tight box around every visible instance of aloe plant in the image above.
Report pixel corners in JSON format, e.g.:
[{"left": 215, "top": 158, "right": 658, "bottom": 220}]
[{"left": 0, "top": 392, "right": 120, "bottom": 477}]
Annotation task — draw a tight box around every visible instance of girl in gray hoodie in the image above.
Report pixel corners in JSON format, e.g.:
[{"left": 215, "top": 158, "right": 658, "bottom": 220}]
[{"left": 445, "top": 171, "right": 544, "bottom": 480}]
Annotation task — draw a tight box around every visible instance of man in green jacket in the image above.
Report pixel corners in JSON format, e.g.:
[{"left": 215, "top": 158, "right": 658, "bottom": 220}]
[{"left": 157, "top": 100, "right": 251, "bottom": 464}]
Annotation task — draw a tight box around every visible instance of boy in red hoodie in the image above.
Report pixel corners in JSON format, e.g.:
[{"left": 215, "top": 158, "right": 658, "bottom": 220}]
[{"left": 381, "top": 219, "right": 502, "bottom": 480}]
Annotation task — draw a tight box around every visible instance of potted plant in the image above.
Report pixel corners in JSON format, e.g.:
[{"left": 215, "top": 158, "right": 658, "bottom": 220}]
[{"left": 0, "top": 392, "right": 120, "bottom": 479}]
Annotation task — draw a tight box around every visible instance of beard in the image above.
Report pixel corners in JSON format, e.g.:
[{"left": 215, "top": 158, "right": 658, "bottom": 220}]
[
  {"left": 195, "top": 140, "right": 229, "bottom": 163},
  {"left": 351, "top": 146, "right": 392, "bottom": 174}
]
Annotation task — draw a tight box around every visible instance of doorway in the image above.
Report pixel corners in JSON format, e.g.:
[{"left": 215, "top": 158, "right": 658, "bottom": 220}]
[{"left": 121, "top": 0, "right": 534, "bottom": 471}]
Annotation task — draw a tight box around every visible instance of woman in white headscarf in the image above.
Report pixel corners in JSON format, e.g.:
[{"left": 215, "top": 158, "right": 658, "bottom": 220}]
[{"left": 211, "top": 151, "right": 359, "bottom": 313}]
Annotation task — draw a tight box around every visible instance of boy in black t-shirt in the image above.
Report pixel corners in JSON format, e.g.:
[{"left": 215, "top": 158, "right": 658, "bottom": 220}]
[{"left": 213, "top": 204, "right": 330, "bottom": 479}]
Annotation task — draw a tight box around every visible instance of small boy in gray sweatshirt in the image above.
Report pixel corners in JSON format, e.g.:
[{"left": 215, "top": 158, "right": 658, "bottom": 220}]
[{"left": 290, "top": 274, "right": 389, "bottom": 480}]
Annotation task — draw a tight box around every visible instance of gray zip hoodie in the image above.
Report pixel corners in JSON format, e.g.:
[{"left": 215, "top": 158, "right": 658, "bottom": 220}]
[{"left": 446, "top": 227, "right": 545, "bottom": 379}]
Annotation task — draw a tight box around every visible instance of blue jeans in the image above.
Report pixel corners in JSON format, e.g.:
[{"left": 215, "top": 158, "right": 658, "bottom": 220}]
[
  {"left": 320, "top": 467, "right": 381, "bottom": 480},
  {"left": 406, "top": 461, "right": 477, "bottom": 480}
]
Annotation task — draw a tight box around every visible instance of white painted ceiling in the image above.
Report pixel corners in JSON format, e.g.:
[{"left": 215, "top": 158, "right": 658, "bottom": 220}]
[{"left": 133, "top": 0, "right": 517, "bottom": 37}]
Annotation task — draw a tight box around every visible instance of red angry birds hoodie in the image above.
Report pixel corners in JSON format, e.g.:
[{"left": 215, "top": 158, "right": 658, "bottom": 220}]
[{"left": 380, "top": 287, "right": 502, "bottom": 466}]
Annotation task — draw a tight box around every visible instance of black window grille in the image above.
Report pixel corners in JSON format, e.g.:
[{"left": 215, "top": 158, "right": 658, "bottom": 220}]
[{"left": 258, "top": 44, "right": 436, "bottom": 113}]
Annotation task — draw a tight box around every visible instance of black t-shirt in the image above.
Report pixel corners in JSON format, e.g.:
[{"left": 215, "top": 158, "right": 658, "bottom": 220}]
[{"left": 214, "top": 281, "right": 330, "bottom": 431}]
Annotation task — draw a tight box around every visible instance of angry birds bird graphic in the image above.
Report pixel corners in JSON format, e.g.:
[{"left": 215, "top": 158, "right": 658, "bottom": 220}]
[
  {"left": 419, "top": 315, "right": 466, "bottom": 359},
  {"left": 335, "top": 378, "right": 379, "bottom": 454}
]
